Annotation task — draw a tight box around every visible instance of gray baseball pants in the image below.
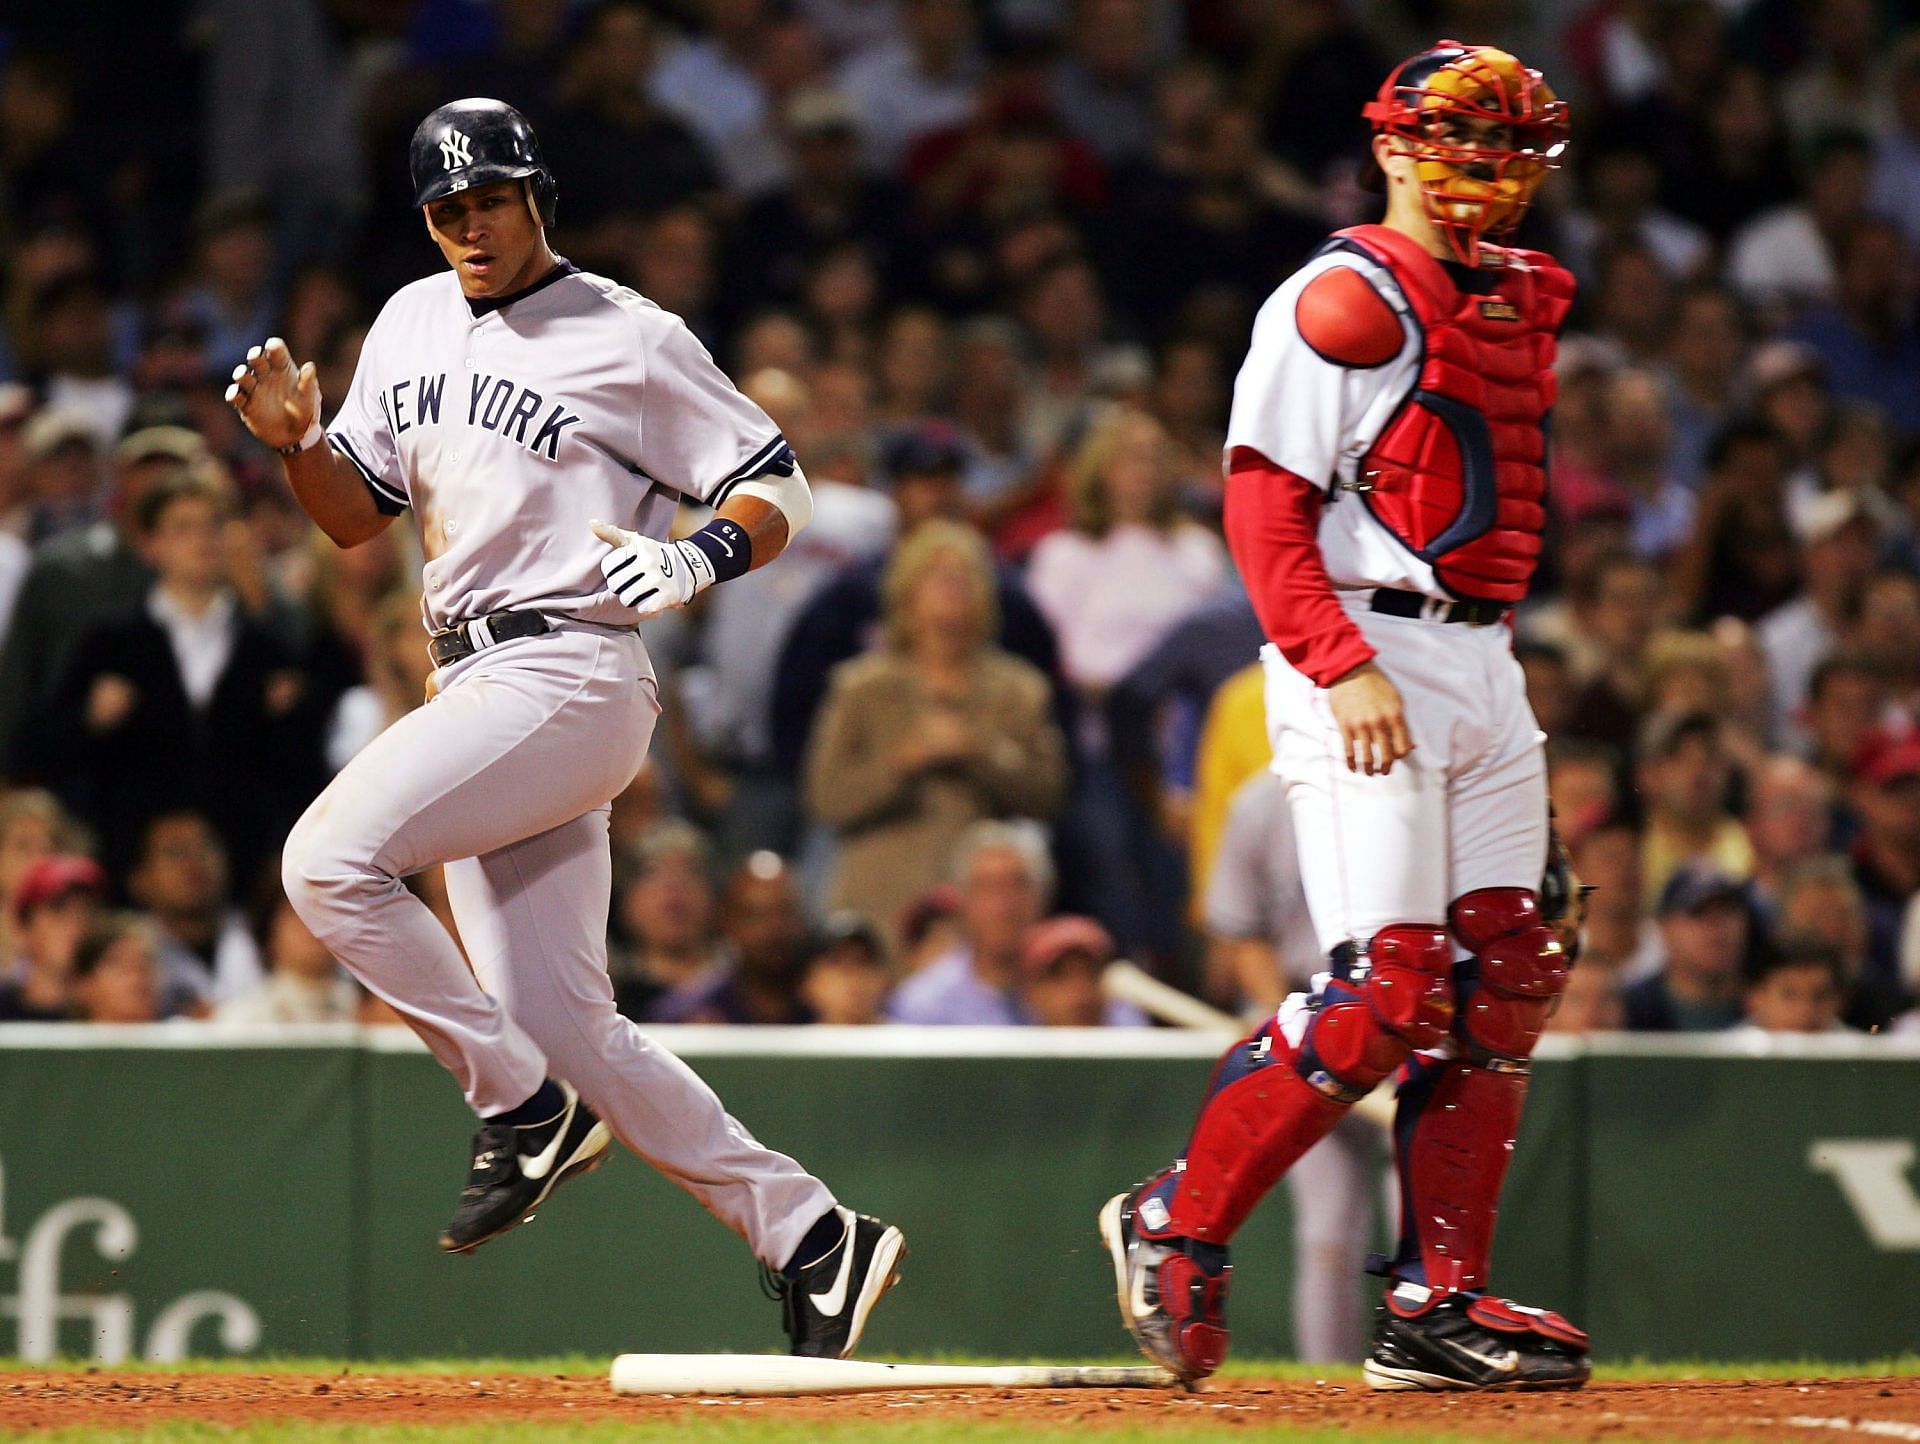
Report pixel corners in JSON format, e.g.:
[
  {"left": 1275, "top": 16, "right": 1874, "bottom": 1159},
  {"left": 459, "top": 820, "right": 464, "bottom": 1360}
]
[{"left": 282, "top": 621, "right": 834, "bottom": 1268}]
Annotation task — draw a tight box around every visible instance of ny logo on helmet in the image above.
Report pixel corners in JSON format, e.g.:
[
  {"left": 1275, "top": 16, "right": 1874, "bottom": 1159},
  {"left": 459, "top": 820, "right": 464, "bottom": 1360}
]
[{"left": 440, "top": 130, "right": 473, "bottom": 171}]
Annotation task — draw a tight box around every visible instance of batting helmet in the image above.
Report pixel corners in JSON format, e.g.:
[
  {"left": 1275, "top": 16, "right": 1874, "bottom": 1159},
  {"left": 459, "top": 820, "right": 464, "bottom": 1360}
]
[
  {"left": 409, "top": 98, "right": 558, "bottom": 226},
  {"left": 1361, "top": 40, "right": 1567, "bottom": 262}
]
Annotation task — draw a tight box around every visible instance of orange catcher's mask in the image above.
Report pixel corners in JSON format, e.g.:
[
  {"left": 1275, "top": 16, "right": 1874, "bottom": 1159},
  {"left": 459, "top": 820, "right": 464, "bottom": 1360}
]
[{"left": 1362, "top": 40, "right": 1568, "bottom": 264}]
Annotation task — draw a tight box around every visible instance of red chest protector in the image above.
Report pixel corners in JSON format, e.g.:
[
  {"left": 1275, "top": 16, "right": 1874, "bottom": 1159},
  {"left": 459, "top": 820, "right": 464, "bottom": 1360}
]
[{"left": 1329, "top": 224, "right": 1574, "bottom": 604}]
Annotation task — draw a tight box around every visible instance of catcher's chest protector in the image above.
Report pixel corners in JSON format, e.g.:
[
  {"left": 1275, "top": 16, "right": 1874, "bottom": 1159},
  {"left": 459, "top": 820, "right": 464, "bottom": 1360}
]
[{"left": 1332, "top": 224, "right": 1575, "bottom": 604}]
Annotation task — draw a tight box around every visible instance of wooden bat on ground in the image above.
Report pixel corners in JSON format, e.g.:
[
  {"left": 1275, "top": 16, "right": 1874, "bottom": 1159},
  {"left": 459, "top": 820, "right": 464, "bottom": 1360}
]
[
  {"left": 1100, "top": 958, "right": 1396, "bottom": 1130},
  {"left": 610, "top": 1354, "right": 1177, "bottom": 1396}
]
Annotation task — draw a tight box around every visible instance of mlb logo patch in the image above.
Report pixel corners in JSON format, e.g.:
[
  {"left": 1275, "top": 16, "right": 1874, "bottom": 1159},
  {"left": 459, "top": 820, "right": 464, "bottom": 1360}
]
[{"left": 1479, "top": 297, "right": 1521, "bottom": 322}]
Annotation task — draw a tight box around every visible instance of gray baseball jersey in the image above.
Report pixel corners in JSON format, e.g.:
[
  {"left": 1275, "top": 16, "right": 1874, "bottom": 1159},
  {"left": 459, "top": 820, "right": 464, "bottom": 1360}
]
[{"left": 327, "top": 262, "right": 794, "bottom": 633}]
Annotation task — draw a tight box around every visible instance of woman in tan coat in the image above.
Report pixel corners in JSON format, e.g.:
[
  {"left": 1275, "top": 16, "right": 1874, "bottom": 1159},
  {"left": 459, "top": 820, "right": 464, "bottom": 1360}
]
[{"left": 805, "top": 522, "right": 1068, "bottom": 940}]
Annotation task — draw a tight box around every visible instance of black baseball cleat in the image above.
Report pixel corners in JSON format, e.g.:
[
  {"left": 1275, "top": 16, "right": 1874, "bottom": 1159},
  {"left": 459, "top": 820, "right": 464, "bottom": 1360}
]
[
  {"left": 767, "top": 1206, "right": 906, "bottom": 1359},
  {"left": 1098, "top": 1178, "right": 1231, "bottom": 1383},
  {"left": 1364, "top": 1287, "right": 1592, "bottom": 1392},
  {"left": 438, "top": 1081, "right": 612, "bottom": 1254}
]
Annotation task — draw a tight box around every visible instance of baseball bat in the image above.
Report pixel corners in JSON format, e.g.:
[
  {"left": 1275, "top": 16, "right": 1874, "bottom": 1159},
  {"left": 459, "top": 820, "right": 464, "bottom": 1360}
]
[
  {"left": 1100, "top": 959, "right": 1395, "bottom": 1130},
  {"left": 609, "top": 1353, "right": 1177, "bottom": 1396}
]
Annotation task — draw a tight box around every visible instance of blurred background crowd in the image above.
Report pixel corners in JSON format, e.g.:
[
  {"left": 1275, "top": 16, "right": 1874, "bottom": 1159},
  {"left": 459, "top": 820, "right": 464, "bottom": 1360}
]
[{"left": 2, "top": 0, "right": 1918, "bottom": 1041}]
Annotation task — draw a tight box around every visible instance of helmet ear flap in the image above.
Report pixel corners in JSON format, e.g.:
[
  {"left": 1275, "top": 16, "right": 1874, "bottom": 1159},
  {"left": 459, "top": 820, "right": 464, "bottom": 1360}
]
[{"left": 525, "top": 172, "right": 557, "bottom": 228}]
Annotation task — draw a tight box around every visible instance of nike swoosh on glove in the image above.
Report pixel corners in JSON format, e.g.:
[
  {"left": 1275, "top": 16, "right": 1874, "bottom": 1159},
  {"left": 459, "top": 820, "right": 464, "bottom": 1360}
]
[{"left": 590, "top": 520, "right": 715, "bottom": 618}]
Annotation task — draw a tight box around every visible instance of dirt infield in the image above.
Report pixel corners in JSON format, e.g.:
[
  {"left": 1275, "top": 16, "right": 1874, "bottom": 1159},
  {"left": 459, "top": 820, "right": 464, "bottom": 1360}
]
[{"left": 4, "top": 1370, "right": 1919, "bottom": 1439}]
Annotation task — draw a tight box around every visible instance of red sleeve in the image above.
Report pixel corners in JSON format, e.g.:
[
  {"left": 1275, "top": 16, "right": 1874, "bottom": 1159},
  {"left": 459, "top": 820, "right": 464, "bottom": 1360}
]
[{"left": 1223, "top": 446, "right": 1376, "bottom": 688}]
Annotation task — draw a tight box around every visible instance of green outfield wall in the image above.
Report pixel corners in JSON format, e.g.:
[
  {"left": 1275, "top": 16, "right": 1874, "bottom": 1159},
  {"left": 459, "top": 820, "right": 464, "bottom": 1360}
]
[{"left": 1, "top": 1027, "right": 1916, "bottom": 1364}]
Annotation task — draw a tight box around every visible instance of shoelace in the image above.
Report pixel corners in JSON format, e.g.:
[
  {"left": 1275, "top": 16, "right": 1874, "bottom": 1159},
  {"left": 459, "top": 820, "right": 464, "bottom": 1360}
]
[{"left": 758, "top": 1264, "right": 804, "bottom": 1342}]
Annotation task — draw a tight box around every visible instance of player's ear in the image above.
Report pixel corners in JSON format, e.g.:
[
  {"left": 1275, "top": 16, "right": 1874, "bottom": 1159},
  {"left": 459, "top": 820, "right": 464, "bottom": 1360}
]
[{"left": 524, "top": 179, "right": 542, "bottom": 230}]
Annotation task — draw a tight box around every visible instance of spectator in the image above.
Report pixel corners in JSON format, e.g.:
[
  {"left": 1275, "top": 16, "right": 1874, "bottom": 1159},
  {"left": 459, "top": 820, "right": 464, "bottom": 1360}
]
[
  {"left": 1738, "top": 939, "right": 1850, "bottom": 1036},
  {"left": 1548, "top": 962, "right": 1628, "bottom": 1034},
  {"left": 896, "top": 884, "right": 963, "bottom": 976},
  {"left": 838, "top": 0, "right": 983, "bottom": 172},
  {"left": 1016, "top": 914, "right": 1143, "bottom": 1027},
  {"left": 1624, "top": 867, "right": 1753, "bottom": 1032},
  {"left": 326, "top": 588, "right": 434, "bottom": 772},
  {"left": 178, "top": 194, "right": 281, "bottom": 376},
  {"left": 1849, "top": 737, "right": 1920, "bottom": 988},
  {"left": 1857, "top": 572, "right": 1920, "bottom": 721},
  {"left": 1726, "top": 129, "right": 1874, "bottom": 317},
  {"left": 1560, "top": 551, "right": 1664, "bottom": 751},
  {"left": 799, "top": 912, "right": 893, "bottom": 1025},
  {"left": 1182, "top": 656, "right": 1271, "bottom": 932},
  {"left": 0, "top": 789, "right": 69, "bottom": 965},
  {"left": 1779, "top": 0, "right": 1892, "bottom": 144},
  {"left": 646, "top": 0, "right": 795, "bottom": 195},
  {"left": 542, "top": 2, "right": 721, "bottom": 239},
  {"left": 1745, "top": 758, "right": 1837, "bottom": 922},
  {"left": 608, "top": 821, "right": 728, "bottom": 1023},
  {"left": 70, "top": 912, "right": 164, "bottom": 1025},
  {"left": 1802, "top": 652, "right": 1887, "bottom": 790},
  {"left": 1786, "top": 221, "right": 1920, "bottom": 421},
  {"left": 888, "top": 819, "right": 1052, "bottom": 1024},
  {"left": 1757, "top": 492, "right": 1877, "bottom": 743},
  {"left": 1870, "top": 35, "right": 1920, "bottom": 250},
  {"left": 30, "top": 471, "right": 326, "bottom": 886},
  {"left": 125, "top": 811, "right": 264, "bottom": 1014},
  {"left": 1048, "top": 0, "right": 1162, "bottom": 166},
  {"left": 659, "top": 851, "right": 813, "bottom": 1024},
  {"left": 1546, "top": 738, "right": 1623, "bottom": 844},
  {"left": 1637, "top": 710, "right": 1754, "bottom": 899},
  {"left": 806, "top": 521, "right": 1067, "bottom": 937},
  {"left": 1561, "top": 126, "right": 1710, "bottom": 289},
  {"left": 1659, "top": 284, "right": 1747, "bottom": 490},
  {"left": 0, "top": 854, "right": 105, "bottom": 1022},
  {"left": 1202, "top": 771, "right": 1315, "bottom": 1016},
  {"left": 216, "top": 878, "right": 355, "bottom": 1026},
  {"left": 1569, "top": 818, "right": 1659, "bottom": 977},
  {"left": 1670, "top": 421, "right": 1800, "bottom": 624},
  {"left": 19, "top": 408, "right": 101, "bottom": 543},
  {"left": 1027, "top": 410, "right": 1227, "bottom": 711},
  {"left": 1773, "top": 855, "right": 1908, "bottom": 1031}
]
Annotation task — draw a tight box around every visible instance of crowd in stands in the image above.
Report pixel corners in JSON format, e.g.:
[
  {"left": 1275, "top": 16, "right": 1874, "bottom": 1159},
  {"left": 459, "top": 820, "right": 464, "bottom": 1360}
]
[{"left": 2, "top": 0, "right": 1918, "bottom": 1038}]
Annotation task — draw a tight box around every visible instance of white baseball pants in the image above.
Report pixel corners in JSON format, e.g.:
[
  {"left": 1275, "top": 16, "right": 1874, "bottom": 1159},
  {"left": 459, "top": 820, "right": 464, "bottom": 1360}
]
[
  {"left": 1262, "top": 601, "right": 1549, "bottom": 955},
  {"left": 282, "top": 622, "right": 834, "bottom": 1268}
]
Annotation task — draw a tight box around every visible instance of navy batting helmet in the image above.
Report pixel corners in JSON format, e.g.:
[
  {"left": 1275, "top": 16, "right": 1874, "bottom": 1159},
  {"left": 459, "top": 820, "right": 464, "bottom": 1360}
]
[{"left": 409, "top": 98, "right": 557, "bottom": 226}]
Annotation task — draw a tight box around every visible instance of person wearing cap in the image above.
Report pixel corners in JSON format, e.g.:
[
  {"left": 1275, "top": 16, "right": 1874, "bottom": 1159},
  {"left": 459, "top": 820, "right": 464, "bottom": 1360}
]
[
  {"left": 22, "top": 407, "right": 103, "bottom": 543},
  {"left": 1623, "top": 865, "right": 1755, "bottom": 1032},
  {"left": 1849, "top": 733, "right": 1920, "bottom": 986},
  {"left": 799, "top": 913, "right": 893, "bottom": 1026},
  {"left": 1636, "top": 709, "right": 1756, "bottom": 903},
  {"left": 0, "top": 854, "right": 107, "bottom": 1022},
  {"left": 1014, "top": 915, "right": 1145, "bottom": 1028}
]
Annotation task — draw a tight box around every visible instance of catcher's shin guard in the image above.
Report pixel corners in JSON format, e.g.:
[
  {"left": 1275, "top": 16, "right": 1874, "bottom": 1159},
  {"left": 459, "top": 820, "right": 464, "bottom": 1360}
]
[
  {"left": 1169, "top": 925, "right": 1453, "bottom": 1241},
  {"left": 1386, "top": 888, "right": 1569, "bottom": 1297}
]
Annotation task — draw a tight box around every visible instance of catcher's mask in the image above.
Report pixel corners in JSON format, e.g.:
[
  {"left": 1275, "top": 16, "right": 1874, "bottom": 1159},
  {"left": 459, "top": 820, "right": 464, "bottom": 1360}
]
[{"left": 1362, "top": 40, "right": 1568, "bottom": 265}]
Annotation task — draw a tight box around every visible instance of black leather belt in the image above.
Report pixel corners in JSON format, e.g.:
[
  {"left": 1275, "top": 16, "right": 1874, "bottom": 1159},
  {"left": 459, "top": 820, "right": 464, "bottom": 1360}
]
[
  {"left": 1368, "top": 588, "right": 1510, "bottom": 626},
  {"left": 428, "top": 609, "right": 552, "bottom": 667}
]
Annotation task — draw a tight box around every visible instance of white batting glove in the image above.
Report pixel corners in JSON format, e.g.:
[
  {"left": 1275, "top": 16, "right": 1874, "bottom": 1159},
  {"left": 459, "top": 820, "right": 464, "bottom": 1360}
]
[{"left": 589, "top": 520, "right": 716, "bottom": 618}]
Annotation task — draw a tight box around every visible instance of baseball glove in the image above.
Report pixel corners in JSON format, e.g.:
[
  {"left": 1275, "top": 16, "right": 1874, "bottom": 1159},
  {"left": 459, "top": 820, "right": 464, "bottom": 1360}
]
[{"left": 1539, "top": 821, "right": 1591, "bottom": 963}]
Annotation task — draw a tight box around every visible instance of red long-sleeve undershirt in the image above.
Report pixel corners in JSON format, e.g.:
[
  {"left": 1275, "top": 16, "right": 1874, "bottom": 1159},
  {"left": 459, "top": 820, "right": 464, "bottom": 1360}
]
[{"left": 1223, "top": 446, "right": 1376, "bottom": 689}]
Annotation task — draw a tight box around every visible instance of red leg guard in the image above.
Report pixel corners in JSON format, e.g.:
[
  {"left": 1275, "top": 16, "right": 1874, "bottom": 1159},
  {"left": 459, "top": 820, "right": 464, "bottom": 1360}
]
[
  {"left": 1392, "top": 1056, "right": 1527, "bottom": 1297},
  {"left": 1448, "top": 889, "right": 1567, "bottom": 1063},
  {"left": 1169, "top": 1038, "right": 1348, "bottom": 1241},
  {"left": 1169, "top": 925, "right": 1453, "bottom": 1243}
]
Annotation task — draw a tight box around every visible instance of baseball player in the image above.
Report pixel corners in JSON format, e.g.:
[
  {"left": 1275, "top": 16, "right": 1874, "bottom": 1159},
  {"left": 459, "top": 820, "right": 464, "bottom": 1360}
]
[
  {"left": 1100, "top": 44, "right": 1590, "bottom": 1390},
  {"left": 223, "top": 99, "right": 902, "bottom": 1358}
]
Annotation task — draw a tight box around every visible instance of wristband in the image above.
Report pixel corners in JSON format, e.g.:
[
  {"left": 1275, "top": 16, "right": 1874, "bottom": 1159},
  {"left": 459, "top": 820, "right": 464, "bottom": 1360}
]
[
  {"left": 680, "top": 517, "right": 753, "bottom": 587},
  {"left": 277, "top": 416, "right": 325, "bottom": 458}
]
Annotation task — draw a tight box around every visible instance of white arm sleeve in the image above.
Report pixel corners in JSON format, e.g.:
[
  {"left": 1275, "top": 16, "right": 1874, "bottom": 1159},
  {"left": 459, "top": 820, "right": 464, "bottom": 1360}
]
[
  {"left": 324, "top": 316, "right": 408, "bottom": 513},
  {"left": 727, "top": 463, "right": 813, "bottom": 540}
]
